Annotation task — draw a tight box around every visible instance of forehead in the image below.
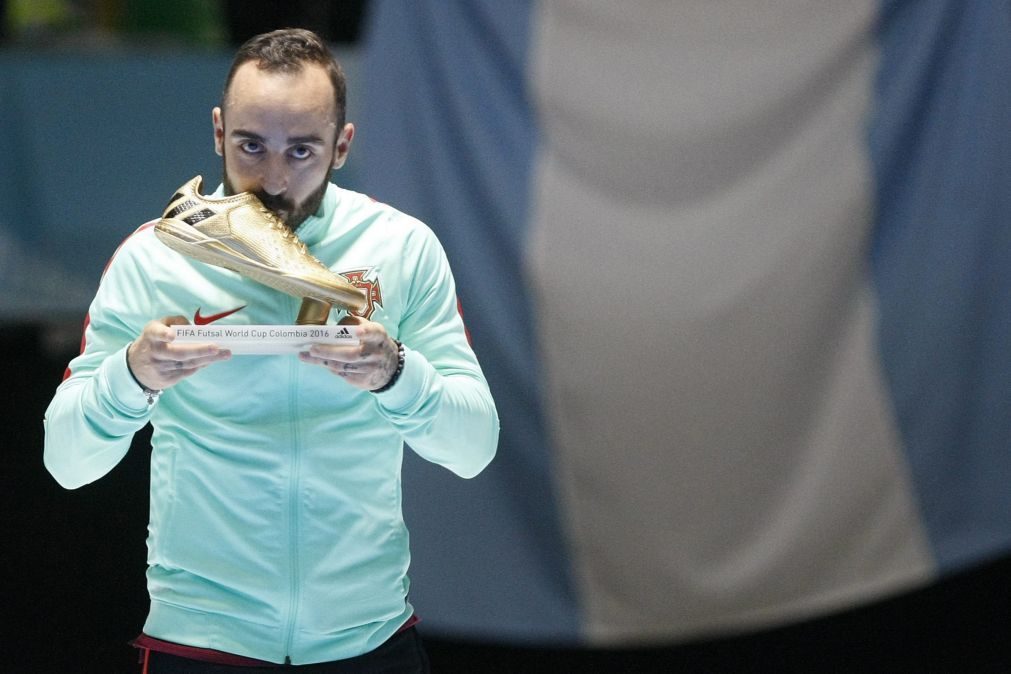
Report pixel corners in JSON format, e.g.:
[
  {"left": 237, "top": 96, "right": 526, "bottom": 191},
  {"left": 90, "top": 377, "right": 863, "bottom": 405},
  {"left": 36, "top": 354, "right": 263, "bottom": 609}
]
[{"left": 223, "top": 61, "right": 337, "bottom": 137}]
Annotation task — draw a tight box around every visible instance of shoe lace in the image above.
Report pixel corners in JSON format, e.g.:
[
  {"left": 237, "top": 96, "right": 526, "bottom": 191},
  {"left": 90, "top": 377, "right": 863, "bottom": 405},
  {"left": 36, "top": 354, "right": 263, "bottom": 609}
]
[
  {"left": 254, "top": 205, "right": 338, "bottom": 274},
  {"left": 257, "top": 206, "right": 312, "bottom": 257}
]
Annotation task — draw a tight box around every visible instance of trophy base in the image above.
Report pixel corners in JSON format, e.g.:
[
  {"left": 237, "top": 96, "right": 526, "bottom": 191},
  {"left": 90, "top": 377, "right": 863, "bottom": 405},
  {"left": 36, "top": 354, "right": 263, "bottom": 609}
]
[{"left": 296, "top": 298, "right": 332, "bottom": 325}]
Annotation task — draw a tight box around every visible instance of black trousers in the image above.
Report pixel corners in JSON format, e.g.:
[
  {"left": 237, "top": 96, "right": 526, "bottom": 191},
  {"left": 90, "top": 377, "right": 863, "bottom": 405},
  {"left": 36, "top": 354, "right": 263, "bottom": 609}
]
[{"left": 143, "top": 628, "right": 430, "bottom": 674}]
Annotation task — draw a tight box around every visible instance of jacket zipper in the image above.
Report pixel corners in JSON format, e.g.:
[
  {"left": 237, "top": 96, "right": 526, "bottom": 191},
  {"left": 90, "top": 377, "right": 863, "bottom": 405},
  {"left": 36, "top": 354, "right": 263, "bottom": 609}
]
[{"left": 282, "top": 342, "right": 303, "bottom": 662}]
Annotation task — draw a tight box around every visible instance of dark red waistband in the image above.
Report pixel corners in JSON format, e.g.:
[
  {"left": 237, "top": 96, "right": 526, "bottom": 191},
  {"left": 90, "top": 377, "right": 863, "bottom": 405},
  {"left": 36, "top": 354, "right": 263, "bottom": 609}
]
[{"left": 132, "top": 613, "right": 420, "bottom": 668}]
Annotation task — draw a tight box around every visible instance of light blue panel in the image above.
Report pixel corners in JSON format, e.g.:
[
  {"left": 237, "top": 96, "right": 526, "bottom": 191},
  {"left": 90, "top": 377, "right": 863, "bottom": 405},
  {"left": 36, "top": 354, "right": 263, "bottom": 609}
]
[
  {"left": 360, "top": 1, "right": 582, "bottom": 642},
  {"left": 0, "top": 51, "right": 229, "bottom": 300},
  {"left": 870, "top": 0, "right": 1011, "bottom": 570}
]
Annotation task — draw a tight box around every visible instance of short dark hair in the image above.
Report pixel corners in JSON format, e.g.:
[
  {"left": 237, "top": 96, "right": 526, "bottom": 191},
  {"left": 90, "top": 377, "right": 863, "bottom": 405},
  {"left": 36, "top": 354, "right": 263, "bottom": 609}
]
[{"left": 222, "top": 28, "right": 347, "bottom": 128}]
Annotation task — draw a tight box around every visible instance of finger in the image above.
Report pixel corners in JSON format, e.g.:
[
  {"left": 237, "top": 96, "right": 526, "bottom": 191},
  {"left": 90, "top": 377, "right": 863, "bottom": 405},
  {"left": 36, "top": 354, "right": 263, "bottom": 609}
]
[
  {"left": 147, "top": 347, "right": 229, "bottom": 381},
  {"left": 145, "top": 316, "right": 188, "bottom": 343},
  {"left": 160, "top": 350, "right": 231, "bottom": 370},
  {"left": 306, "top": 344, "right": 361, "bottom": 363},
  {"left": 299, "top": 352, "right": 371, "bottom": 380},
  {"left": 338, "top": 314, "right": 387, "bottom": 346},
  {"left": 163, "top": 342, "right": 231, "bottom": 361},
  {"left": 160, "top": 361, "right": 189, "bottom": 375},
  {"left": 299, "top": 351, "right": 348, "bottom": 368},
  {"left": 154, "top": 358, "right": 187, "bottom": 374},
  {"left": 307, "top": 330, "right": 389, "bottom": 362},
  {"left": 158, "top": 354, "right": 223, "bottom": 377},
  {"left": 159, "top": 365, "right": 205, "bottom": 385}
]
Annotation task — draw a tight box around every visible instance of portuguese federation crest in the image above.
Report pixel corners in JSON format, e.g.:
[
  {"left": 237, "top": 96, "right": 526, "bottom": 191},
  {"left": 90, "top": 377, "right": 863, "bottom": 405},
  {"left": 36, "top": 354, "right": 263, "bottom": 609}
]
[{"left": 338, "top": 269, "right": 383, "bottom": 320}]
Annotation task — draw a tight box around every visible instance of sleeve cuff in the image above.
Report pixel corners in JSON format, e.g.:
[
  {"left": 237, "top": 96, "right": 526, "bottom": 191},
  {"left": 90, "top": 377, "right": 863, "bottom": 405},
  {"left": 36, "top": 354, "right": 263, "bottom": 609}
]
[
  {"left": 98, "top": 344, "right": 155, "bottom": 414},
  {"left": 372, "top": 346, "right": 434, "bottom": 413}
]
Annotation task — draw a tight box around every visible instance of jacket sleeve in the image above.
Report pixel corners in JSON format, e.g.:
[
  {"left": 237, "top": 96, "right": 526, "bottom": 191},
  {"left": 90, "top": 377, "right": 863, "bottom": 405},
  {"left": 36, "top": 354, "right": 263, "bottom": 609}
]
[
  {"left": 372, "top": 226, "right": 500, "bottom": 478},
  {"left": 43, "top": 235, "right": 156, "bottom": 489}
]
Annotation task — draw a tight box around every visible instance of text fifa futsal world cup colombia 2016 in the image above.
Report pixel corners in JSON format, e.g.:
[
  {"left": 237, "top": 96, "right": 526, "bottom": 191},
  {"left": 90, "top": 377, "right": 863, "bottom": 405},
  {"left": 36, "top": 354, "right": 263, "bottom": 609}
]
[{"left": 172, "top": 324, "right": 360, "bottom": 355}]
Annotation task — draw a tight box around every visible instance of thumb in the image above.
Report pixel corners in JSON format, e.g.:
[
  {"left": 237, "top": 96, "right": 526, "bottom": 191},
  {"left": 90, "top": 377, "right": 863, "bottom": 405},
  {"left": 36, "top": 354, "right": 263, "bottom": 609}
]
[{"left": 338, "top": 314, "right": 364, "bottom": 326}]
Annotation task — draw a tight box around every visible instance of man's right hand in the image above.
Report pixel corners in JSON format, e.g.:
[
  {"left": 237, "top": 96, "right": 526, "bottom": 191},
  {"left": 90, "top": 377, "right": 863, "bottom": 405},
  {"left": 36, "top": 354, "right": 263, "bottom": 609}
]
[{"left": 127, "top": 316, "right": 231, "bottom": 392}]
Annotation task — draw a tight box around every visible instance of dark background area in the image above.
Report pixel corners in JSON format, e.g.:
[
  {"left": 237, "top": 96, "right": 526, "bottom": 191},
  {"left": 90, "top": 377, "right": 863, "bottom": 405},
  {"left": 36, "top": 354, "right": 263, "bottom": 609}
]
[
  {"left": 222, "top": 0, "right": 367, "bottom": 46},
  {"left": 4, "top": 323, "right": 1011, "bottom": 672}
]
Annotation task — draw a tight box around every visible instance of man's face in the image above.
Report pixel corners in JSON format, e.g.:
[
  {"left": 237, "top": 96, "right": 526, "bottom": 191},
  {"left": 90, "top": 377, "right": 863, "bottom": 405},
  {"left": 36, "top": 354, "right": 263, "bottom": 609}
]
[{"left": 213, "top": 61, "right": 354, "bottom": 230}]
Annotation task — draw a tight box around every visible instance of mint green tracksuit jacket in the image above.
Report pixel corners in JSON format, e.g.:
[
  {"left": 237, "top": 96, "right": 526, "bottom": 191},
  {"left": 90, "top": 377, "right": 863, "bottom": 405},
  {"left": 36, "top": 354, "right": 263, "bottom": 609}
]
[{"left": 43, "top": 183, "right": 499, "bottom": 664}]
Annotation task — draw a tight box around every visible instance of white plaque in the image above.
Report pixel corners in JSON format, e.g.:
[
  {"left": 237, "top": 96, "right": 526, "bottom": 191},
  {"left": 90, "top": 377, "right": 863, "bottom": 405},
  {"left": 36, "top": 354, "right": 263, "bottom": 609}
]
[{"left": 171, "top": 325, "right": 360, "bottom": 355}]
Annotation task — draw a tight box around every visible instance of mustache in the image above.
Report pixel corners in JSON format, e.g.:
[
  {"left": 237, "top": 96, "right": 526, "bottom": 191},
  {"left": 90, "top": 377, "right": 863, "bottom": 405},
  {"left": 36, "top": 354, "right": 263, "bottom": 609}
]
[{"left": 254, "top": 193, "right": 293, "bottom": 213}]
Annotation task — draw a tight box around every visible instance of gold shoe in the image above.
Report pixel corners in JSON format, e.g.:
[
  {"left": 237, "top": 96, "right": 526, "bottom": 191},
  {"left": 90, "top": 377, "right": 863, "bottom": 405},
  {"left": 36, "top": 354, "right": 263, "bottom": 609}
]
[{"left": 154, "top": 176, "right": 367, "bottom": 316}]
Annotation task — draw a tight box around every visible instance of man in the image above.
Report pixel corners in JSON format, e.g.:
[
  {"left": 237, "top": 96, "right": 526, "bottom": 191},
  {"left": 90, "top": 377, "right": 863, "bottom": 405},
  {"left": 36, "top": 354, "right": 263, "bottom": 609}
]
[{"left": 43, "top": 28, "right": 499, "bottom": 672}]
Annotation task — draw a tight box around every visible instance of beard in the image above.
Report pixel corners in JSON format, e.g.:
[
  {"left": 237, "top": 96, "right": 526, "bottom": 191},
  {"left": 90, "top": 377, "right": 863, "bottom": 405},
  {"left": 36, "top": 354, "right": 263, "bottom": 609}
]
[{"left": 222, "top": 157, "right": 331, "bottom": 232}]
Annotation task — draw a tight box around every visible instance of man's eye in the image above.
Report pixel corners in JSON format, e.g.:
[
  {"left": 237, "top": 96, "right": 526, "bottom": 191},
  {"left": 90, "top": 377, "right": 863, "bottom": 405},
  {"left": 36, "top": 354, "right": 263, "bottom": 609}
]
[
  {"left": 291, "top": 146, "right": 313, "bottom": 160},
  {"left": 240, "top": 141, "right": 262, "bottom": 154}
]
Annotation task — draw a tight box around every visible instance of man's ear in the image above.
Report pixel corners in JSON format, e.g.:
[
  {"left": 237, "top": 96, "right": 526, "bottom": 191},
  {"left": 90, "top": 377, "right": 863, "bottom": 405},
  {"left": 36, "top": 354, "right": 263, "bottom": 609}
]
[
  {"left": 212, "top": 107, "right": 225, "bottom": 157},
  {"left": 332, "top": 123, "right": 355, "bottom": 169}
]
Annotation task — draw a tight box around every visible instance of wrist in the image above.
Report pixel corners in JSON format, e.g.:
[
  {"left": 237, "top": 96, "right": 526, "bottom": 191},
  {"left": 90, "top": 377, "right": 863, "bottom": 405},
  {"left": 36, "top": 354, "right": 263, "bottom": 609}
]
[
  {"left": 125, "top": 344, "right": 162, "bottom": 405},
  {"left": 371, "top": 340, "right": 405, "bottom": 394}
]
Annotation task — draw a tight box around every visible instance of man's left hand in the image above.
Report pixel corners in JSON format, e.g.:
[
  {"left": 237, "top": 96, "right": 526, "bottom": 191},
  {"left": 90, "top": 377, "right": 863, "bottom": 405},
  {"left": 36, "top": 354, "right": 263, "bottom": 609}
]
[{"left": 299, "top": 315, "right": 399, "bottom": 391}]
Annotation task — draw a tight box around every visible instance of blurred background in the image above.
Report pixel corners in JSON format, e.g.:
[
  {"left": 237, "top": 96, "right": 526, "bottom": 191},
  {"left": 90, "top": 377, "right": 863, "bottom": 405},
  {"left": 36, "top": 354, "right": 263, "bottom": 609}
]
[{"left": 2, "top": 1, "right": 1009, "bottom": 672}]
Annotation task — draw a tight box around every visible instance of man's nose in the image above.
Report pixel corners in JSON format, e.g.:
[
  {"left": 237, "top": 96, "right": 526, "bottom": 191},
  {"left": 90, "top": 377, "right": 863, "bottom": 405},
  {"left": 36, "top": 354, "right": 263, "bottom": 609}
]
[{"left": 259, "top": 156, "right": 289, "bottom": 196}]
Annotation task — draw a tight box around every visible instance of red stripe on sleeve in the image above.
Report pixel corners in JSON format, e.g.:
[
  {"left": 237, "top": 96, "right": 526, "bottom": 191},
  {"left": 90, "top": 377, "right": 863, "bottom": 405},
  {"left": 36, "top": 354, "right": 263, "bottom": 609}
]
[{"left": 62, "top": 221, "right": 158, "bottom": 381}]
